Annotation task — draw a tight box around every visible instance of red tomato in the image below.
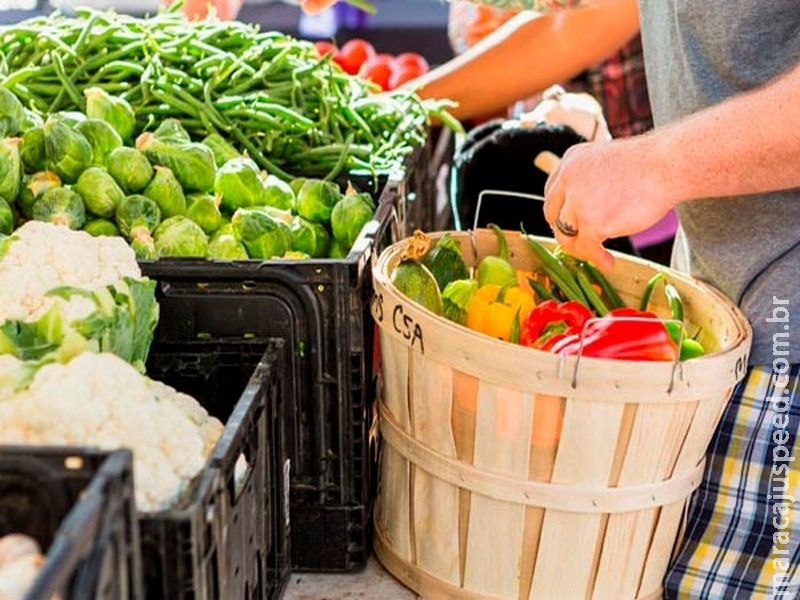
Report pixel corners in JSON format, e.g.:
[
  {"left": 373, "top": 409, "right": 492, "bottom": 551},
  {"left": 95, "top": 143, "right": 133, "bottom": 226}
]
[
  {"left": 388, "top": 66, "right": 421, "bottom": 91},
  {"left": 334, "top": 39, "right": 376, "bottom": 75},
  {"left": 361, "top": 54, "right": 394, "bottom": 91},
  {"left": 392, "top": 52, "right": 429, "bottom": 76},
  {"left": 314, "top": 40, "right": 336, "bottom": 58}
]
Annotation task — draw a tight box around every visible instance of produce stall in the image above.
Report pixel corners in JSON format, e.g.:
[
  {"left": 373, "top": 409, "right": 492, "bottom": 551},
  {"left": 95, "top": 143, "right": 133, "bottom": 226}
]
[
  {"left": 0, "top": 2, "right": 454, "bottom": 598},
  {"left": 0, "top": 3, "right": 756, "bottom": 600}
]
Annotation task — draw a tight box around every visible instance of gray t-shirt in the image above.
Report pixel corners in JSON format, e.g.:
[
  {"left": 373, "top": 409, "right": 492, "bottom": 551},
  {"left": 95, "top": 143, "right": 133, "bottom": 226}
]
[{"left": 639, "top": 0, "right": 800, "bottom": 365}]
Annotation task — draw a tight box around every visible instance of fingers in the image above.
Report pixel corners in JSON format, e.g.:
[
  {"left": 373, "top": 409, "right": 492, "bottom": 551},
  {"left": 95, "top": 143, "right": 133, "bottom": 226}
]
[
  {"left": 542, "top": 156, "right": 614, "bottom": 271},
  {"left": 561, "top": 231, "right": 616, "bottom": 272},
  {"left": 542, "top": 174, "right": 563, "bottom": 232}
]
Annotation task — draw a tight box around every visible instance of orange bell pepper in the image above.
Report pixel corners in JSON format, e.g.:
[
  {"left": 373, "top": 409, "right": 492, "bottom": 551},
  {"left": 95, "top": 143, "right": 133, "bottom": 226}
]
[{"left": 465, "top": 282, "right": 536, "bottom": 342}]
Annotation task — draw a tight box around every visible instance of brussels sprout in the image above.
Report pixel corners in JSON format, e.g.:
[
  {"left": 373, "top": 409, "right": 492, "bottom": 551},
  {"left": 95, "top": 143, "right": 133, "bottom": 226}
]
[
  {"left": 83, "top": 217, "right": 120, "bottom": 237},
  {"left": 76, "top": 118, "right": 124, "bottom": 167},
  {"left": 310, "top": 221, "right": 332, "bottom": 257},
  {"left": 143, "top": 165, "right": 186, "bottom": 219},
  {"left": 152, "top": 118, "right": 191, "bottom": 145},
  {"left": 327, "top": 238, "right": 350, "bottom": 259},
  {"left": 207, "top": 223, "right": 249, "bottom": 260},
  {"left": 330, "top": 190, "right": 375, "bottom": 250},
  {"left": 0, "top": 198, "right": 13, "bottom": 235},
  {"left": 289, "top": 215, "right": 330, "bottom": 258},
  {"left": 260, "top": 174, "right": 295, "bottom": 211},
  {"left": 153, "top": 215, "right": 209, "bottom": 258},
  {"left": 16, "top": 171, "right": 61, "bottom": 219},
  {"left": 295, "top": 179, "right": 341, "bottom": 224},
  {"left": 0, "top": 138, "right": 22, "bottom": 203},
  {"left": 32, "top": 186, "right": 86, "bottom": 230},
  {"left": 20, "top": 108, "right": 44, "bottom": 132},
  {"left": 136, "top": 132, "right": 216, "bottom": 193},
  {"left": 214, "top": 156, "right": 262, "bottom": 213},
  {"left": 50, "top": 111, "right": 87, "bottom": 128},
  {"left": 107, "top": 146, "right": 154, "bottom": 194},
  {"left": 185, "top": 192, "right": 224, "bottom": 235},
  {"left": 289, "top": 177, "right": 307, "bottom": 197},
  {"left": 115, "top": 194, "right": 161, "bottom": 243},
  {"left": 131, "top": 235, "right": 158, "bottom": 260},
  {"left": 202, "top": 133, "right": 239, "bottom": 167},
  {"left": 43, "top": 117, "right": 93, "bottom": 184},
  {"left": 231, "top": 207, "right": 291, "bottom": 259},
  {"left": 288, "top": 215, "right": 316, "bottom": 256},
  {"left": 260, "top": 205, "right": 293, "bottom": 224},
  {"left": 19, "top": 126, "right": 46, "bottom": 174},
  {"left": 84, "top": 87, "right": 136, "bottom": 142},
  {"left": 0, "top": 88, "right": 25, "bottom": 137},
  {"left": 74, "top": 166, "right": 126, "bottom": 218}
]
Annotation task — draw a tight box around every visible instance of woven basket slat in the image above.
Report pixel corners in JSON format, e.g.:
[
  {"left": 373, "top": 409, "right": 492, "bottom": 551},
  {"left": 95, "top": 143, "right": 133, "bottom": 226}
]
[
  {"left": 377, "top": 335, "right": 413, "bottom": 563},
  {"left": 371, "top": 230, "right": 752, "bottom": 600},
  {"left": 410, "top": 355, "right": 460, "bottom": 584},
  {"left": 464, "top": 384, "right": 530, "bottom": 596}
]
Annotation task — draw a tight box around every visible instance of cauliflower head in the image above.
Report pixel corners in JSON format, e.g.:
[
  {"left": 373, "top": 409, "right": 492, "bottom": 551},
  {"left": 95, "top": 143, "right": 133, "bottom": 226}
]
[
  {"left": 0, "top": 351, "right": 224, "bottom": 512},
  {"left": 0, "top": 221, "right": 159, "bottom": 370}
]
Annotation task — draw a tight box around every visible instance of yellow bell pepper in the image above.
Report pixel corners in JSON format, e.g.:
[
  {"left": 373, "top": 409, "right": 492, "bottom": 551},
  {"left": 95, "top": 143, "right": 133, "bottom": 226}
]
[{"left": 465, "top": 282, "right": 536, "bottom": 342}]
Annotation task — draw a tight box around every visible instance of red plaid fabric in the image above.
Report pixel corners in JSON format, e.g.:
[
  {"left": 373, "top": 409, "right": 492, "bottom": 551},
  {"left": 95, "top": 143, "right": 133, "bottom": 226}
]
[
  {"left": 584, "top": 33, "right": 653, "bottom": 138},
  {"left": 448, "top": 4, "right": 653, "bottom": 139}
]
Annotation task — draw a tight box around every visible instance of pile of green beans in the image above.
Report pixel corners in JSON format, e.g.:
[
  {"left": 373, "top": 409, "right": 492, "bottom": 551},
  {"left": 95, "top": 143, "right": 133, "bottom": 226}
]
[{"left": 0, "top": 6, "right": 454, "bottom": 180}]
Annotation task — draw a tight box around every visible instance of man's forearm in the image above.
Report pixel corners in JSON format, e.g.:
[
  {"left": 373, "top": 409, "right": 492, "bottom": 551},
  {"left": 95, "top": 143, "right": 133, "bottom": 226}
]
[
  {"left": 413, "top": 1, "right": 640, "bottom": 122},
  {"left": 650, "top": 61, "right": 800, "bottom": 205}
]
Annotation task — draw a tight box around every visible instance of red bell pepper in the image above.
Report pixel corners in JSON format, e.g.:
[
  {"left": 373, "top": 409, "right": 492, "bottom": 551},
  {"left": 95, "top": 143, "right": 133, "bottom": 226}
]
[
  {"left": 519, "top": 300, "right": 592, "bottom": 350},
  {"left": 550, "top": 307, "right": 679, "bottom": 361}
]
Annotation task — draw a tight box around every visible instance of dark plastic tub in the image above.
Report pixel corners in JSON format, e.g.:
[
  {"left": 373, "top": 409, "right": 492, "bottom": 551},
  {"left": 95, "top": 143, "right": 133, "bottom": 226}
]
[
  {"left": 140, "top": 191, "right": 396, "bottom": 573},
  {"left": 140, "top": 339, "right": 289, "bottom": 599},
  {"left": 0, "top": 447, "right": 142, "bottom": 600}
]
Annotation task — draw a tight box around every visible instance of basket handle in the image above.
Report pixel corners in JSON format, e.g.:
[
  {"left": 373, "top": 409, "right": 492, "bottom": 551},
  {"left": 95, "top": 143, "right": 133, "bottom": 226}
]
[
  {"left": 472, "top": 189, "right": 547, "bottom": 232},
  {"left": 557, "top": 315, "right": 686, "bottom": 394}
]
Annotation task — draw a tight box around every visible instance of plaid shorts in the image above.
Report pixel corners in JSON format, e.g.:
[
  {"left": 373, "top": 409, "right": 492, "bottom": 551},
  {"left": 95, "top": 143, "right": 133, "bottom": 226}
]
[{"left": 664, "top": 364, "right": 800, "bottom": 599}]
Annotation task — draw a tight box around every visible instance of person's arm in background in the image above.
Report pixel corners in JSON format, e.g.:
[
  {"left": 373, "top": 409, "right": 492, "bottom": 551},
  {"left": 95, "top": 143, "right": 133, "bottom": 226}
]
[
  {"left": 175, "top": 0, "right": 338, "bottom": 20},
  {"left": 411, "top": 0, "right": 639, "bottom": 122},
  {"left": 543, "top": 60, "right": 800, "bottom": 269}
]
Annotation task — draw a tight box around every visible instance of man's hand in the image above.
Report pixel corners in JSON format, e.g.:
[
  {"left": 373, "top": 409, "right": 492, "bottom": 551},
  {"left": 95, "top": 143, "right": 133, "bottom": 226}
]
[{"left": 542, "top": 136, "right": 678, "bottom": 270}]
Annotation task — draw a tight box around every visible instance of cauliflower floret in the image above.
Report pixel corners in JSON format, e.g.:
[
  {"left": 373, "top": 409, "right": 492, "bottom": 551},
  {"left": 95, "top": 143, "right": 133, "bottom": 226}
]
[
  {"left": 148, "top": 380, "right": 225, "bottom": 457},
  {"left": 0, "top": 221, "right": 141, "bottom": 323},
  {"left": 0, "top": 352, "right": 222, "bottom": 512}
]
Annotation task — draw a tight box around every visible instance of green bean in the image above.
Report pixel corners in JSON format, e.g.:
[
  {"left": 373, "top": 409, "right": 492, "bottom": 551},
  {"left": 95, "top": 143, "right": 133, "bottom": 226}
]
[
  {"left": 0, "top": 6, "right": 448, "bottom": 180},
  {"left": 639, "top": 273, "right": 665, "bottom": 312},
  {"left": 527, "top": 277, "right": 557, "bottom": 302},
  {"left": 525, "top": 237, "right": 588, "bottom": 305},
  {"left": 50, "top": 51, "right": 85, "bottom": 111},
  {"left": 664, "top": 282, "right": 684, "bottom": 322},
  {"left": 576, "top": 267, "right": 609, "bottom": 316},
  {"left": 581, "top": 261, "right": 625, "bottom": 309},
  {"left": 248, "top": 102, "right": 315, "bottom": 129},
  {"left": 73, "top": 10, "right": 102, "bottom": 54},
  {"left": 228, "top": 123, "right": 294, "bottom": 180}
]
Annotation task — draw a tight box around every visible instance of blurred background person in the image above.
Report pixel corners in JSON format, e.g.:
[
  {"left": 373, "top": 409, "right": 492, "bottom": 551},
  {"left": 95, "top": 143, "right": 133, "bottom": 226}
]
[
  {"left": 416, "top": 0, "right": 675, "bottom": 264},
  {"left": 174, "top": 0, "right": 337, "bottom": 21}
]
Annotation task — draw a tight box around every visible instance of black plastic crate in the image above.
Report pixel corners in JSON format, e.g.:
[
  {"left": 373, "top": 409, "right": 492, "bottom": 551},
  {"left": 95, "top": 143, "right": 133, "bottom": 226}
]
[
  {"left": 0, "top": 447, "right": 142, "bottom": 600},
  {"left": 139, "top": 186, "right": 400, "bottom": 573},
  {"left": 140, "top": 339, "right": 289, "bottom": 599}
]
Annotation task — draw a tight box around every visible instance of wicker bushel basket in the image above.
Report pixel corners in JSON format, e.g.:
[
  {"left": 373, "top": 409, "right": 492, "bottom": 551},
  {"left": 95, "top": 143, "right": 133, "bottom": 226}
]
[{"left": 370, "top": 229, "right": 752, "bottom": 600}]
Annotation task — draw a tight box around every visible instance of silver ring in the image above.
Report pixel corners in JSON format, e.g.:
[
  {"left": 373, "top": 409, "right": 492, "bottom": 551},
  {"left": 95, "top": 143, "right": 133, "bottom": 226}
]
[{"left": 555, "top": 216, "right": 578, "bottom": 237}]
